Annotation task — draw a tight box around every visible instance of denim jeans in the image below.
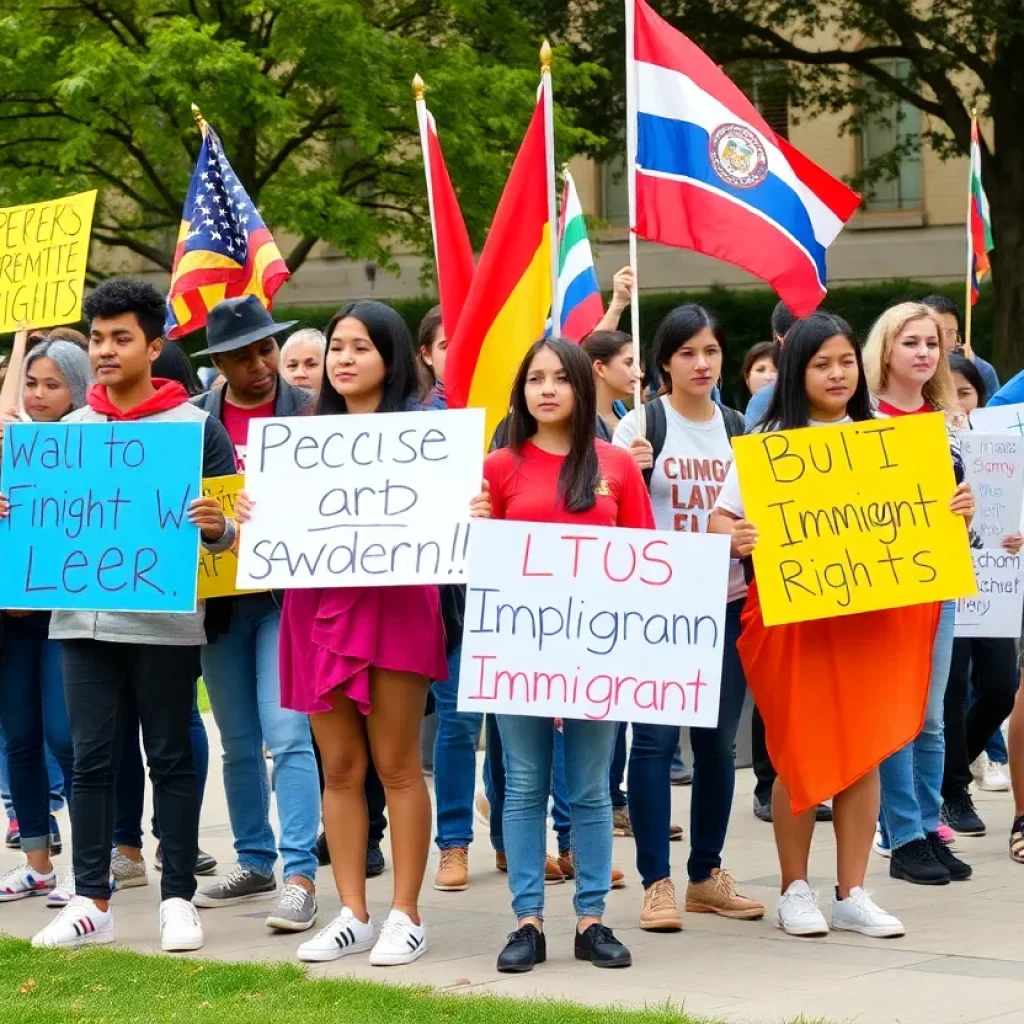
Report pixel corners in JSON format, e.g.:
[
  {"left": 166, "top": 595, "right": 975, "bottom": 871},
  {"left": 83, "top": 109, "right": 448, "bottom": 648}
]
[
  {"left": 986, "top": 728, "right": 1009, "bottom": 764},
  {"left": 0, "top": 614, "right": 74, "bottom": 852},
  {"left": 201, "top": 596, "right": 320, "bottom": 882},
  {"left": 880, "top": 600, "right": 956, "bottom": 850},
  {"left": 0, "top": 724, "right": 65, "bottom": 824},
  {"left": 113, "top": 680, "right": 209, "bottom": 850},
  {"left": 628, "top": 598, "right": 749, "bottom": 886},
  {"left": 609, "top": 723, "right": 628, "bottom": 809},
  {"left": 496, "top": 713, "right": 617, "bottom": 920},
  {"left": 431, "top": 647, "right": 483, "bottom": 849},
  {"left": 484, "top": 715, "right": 571, "bottom": 854}
]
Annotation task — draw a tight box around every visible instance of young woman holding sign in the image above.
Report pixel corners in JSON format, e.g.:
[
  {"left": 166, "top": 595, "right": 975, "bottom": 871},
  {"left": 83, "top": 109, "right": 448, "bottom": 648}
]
[
  {"left": 0, "top": 340, "right": 91, "bottom": 905},
  {"left": 237, "top": 300, "right": 447, "bottom": 966},
  {"left": 710, "top": 312, "right": 973, "bottom": 938},
  {"left": 862, "top": 303, "right": 975, "bottom": 885},
  {"left": 612, "top": 305, "right": 764, "bottom": 931},
  {"left": 469, "top": 337, "right": 653, "bottom": 974}
]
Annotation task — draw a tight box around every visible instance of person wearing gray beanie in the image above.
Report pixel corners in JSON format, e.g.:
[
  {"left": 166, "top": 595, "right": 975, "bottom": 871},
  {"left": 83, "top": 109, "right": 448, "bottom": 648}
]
[{"left": 22, "top": 340, "right": 95, "bottom": 419}]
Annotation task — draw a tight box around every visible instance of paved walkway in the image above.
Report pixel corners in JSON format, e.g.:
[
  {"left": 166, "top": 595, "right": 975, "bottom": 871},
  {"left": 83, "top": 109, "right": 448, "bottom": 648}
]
[{"left": 2, "top": 724, "right": 1024, "bottom": 1024}]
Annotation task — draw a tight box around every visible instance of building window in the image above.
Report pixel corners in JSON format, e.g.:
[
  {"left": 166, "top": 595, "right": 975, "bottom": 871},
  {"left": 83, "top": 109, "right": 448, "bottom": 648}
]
[
  {"left": 601, "top": 151, "right": 629, "bottom": 227},
  {"left": 859, "top": 58, "right": 923, "bottom": 212}
]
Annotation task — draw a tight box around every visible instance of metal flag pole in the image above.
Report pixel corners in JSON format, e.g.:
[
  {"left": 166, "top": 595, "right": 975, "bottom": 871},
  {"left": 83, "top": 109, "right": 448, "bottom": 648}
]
[
  {"left": 963, "top": 107, "right": 977, "bottom": 356},
  {"left": 541, "top": 41, "right": 561, "bottom": 337},
  {"left": 624, "top": 0, "right": 644, "bottom": 435}
]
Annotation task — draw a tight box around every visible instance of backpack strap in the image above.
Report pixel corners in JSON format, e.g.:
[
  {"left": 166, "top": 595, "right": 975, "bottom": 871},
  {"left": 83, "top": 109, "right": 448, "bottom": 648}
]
[
  {"left": 641, "top": 397, "right": 668, "bottom": 491},
  {"left": 715, "top": 401, "right": 746, "bottom": 442}
]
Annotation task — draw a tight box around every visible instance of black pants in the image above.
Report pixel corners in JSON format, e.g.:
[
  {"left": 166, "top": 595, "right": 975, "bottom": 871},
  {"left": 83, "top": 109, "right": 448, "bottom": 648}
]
[
  {"left": 62, "top": 639, "right": 199, "bottom": 902},
  {"left": 942, "top": 636, "right": 1018, "bottom": 799},
  {"left": 312, "top": 732, "right": 387, "bottom": 845},
  {"left": 751, "top": 704, "right": 776, "bottom": 805}
]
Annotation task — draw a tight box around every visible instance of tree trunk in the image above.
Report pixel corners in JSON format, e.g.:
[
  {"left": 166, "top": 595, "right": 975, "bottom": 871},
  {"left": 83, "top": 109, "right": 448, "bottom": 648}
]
[{"left": 987, "top": 152, "right": 1024, "bottom": 380}]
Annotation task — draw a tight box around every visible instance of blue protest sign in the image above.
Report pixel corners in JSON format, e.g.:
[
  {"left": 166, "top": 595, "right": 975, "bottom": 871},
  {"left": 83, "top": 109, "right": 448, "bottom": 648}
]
[{"left": 0, "top": 421, "right": 203, "bottom": 612}]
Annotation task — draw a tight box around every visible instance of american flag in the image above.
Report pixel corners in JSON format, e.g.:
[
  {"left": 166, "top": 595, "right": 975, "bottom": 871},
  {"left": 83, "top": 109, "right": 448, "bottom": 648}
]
[{"left": 165, "top": 124, "right": 290, "bottom": 338}]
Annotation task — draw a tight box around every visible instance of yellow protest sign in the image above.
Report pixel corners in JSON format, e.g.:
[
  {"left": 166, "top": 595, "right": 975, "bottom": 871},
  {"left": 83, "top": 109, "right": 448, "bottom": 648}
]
[
  {"left": 198, "top": 474, "right": 265, "bottom": 600},
  {"left": 732, "top": 413, "right": 977, "bottom": 625},
  {"left": 0, "top": 191, "right": 97, "bottom": 333}
]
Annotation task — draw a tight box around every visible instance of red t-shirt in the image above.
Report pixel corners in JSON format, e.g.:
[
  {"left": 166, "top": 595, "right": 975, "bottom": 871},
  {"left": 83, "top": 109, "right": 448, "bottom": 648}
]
[
  {"left": 221, "top": 398, "right": 275, "bottom": 470},
  {"left": 483, "top": 439, "right": 654, "bottom": 529},
  {"left": 876, "top": 399, "right": 932, "bottom": 417}
]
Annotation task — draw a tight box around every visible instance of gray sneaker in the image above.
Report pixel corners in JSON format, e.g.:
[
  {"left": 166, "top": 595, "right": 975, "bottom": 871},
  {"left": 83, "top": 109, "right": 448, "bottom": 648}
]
[
  {"left": 110, "top": 850, "right": 148, "bottom": 889},
  {"left": 265, "top": 883, "right": 318, "bottom": 932},
  {"left": 192, "top": 866, "right": 277, "bottom": 908}
]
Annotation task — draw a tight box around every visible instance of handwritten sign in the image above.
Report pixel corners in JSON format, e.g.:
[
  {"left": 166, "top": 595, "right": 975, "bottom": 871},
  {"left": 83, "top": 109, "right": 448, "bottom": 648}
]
[
  {"left": 0, "top": 191, "right": 97, "bottom": 332},
  {"left": 970, "top": 403, "right": 1024, "bottom": 438},
  {"left": 731, "top": 414, "right": 976, "bottom": 625},
  {"left": 955, "top": 433, "right": 1024, "bottom": 637},
  {"left": 0, "top": 421, "right": 202, "bottom": 612},
  {"left": 457, "top": 520, "right": 731, "bottom": 726},
  {"left": 197, "top": 474, "right": 265, "bottom": 600},
  {"left": 236, "top": 408, "right": 485, "bottom": 589}
]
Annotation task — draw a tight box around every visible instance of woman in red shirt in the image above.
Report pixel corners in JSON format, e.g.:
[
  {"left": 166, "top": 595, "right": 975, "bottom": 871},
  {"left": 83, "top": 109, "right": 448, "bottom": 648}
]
[{"left": 472, "top": 338, "right": 653, "bottom": 974}]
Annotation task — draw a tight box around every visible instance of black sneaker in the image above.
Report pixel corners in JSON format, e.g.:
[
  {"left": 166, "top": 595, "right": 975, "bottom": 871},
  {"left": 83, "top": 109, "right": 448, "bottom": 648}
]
[
  {"left": 1010, "top": 815, "right": 1024, "bottom": 864},
  {"left": 942, "top": 792, "right": 986, "bottom": 836},
  {"left": 497, "top": 924, "right": 546, "bottom": 973},
  {"left": 49, "top": 817, "right": 62, "bottom": 856},
  {"left": 193, "top": 865, "right": 278, "bottom": 907},
  {"left": 890, "top": 837, "right": 951, "bottom": 885},
  {"left": 316, "top": 832, "right": 331, "bottom": 867},
  {"left": 926, "top": 832, "right": 972, "bottom": 881},
  {"left": 366, "top": 842, "right": 385, "bottom": 878},
  {"left": 814, "top": 803, "right": 833, "bottom": 823},
  {"left": 195, "top": 850, "right": 218, "bottom": 876},
  {"left": 574, "top": 923, "right": 632, "bottom": 968}
]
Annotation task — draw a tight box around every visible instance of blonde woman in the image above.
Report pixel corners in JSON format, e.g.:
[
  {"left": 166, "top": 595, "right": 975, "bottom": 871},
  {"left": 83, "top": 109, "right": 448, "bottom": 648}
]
[{"left": 862, "top": 302, "right": 975, "bottom": 886}]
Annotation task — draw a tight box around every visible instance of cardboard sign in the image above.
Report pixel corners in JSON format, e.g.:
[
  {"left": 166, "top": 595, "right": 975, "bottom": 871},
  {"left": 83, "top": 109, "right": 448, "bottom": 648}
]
[
  {"left": 457, "top": 520, "right": 731, "bottom": 726},
  {"left": 731, "top": 413, "right": 977, "bottom": 625},
  {"left": 236, "top": 408, "right": 485, "bottom": 588},
  {"left": 970, "top": 403, "right": 1024, "bottom": 438},
  {"left": 197, "top": 474, "right": 265, "bottom": 600},
  {"left": 0, "top": 421, "right": 202, "bottom": 612},
  {"left": 0, "top": 191, "right": 97, "bottom": 332},
  {"left": 955, "top": 433, "right": 1024, "bottom": 638}
]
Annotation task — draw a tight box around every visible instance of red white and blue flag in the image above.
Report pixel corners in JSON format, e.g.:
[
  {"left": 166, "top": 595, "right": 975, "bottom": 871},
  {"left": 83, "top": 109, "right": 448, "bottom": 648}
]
[
  {"left": 629, "top": 0, "right": 860, "bottom": 316},
  {"left": 557, "top": 169, "right": 604, "bottom": 341}
]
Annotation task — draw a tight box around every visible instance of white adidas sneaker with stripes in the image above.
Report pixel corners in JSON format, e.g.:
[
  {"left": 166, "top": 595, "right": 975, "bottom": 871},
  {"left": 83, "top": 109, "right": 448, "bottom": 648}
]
[
  {"left": 297, "top": 906, "right": 374, "bottom": 963},
  {"left": 32, "top": 895, "right": 114, "bottom": 949},
  {"left": 369, "top": 909, "right": 426, "bottom": 966}
]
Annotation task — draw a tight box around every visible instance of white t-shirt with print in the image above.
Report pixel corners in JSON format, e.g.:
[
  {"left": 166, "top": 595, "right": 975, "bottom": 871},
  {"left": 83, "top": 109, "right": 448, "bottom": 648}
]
[{"left": 614, "top": 398, "right": 746, "bottom": 602}]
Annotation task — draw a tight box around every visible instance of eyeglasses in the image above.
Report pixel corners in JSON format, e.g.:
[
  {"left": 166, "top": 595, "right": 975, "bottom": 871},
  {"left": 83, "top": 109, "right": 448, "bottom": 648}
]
[{"left": 940, "top": 328, "right": 962, "bottom": 344}]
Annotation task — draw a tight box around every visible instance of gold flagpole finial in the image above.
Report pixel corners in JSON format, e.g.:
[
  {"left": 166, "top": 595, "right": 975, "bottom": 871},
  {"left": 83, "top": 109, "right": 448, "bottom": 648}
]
[
  {"left": 540, "top": 40, "right": 552, "bottom": 75},
  {"left": 412, "top": 74, "right": 426, "bottom": 101},
  {"left": 971, "top": 106, "right": 978, "bottom": 120},
  {"left": 191, "top": 103, "right": 209, "bottom": 137}
]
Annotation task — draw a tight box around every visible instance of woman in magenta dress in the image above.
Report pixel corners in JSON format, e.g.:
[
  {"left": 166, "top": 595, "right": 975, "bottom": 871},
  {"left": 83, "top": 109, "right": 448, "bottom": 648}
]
[{"left": 240, "top": 301, "right": 447, "bottom": 966}]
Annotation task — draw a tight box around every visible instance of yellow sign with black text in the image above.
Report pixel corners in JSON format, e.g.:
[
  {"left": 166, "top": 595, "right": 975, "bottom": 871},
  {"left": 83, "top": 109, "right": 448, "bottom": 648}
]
[
  {"left": 732, "top": 413, "right": 977, "bottom": 625},
  {"left": 197, "top": 474, "right": 265, "bottom": 600}
]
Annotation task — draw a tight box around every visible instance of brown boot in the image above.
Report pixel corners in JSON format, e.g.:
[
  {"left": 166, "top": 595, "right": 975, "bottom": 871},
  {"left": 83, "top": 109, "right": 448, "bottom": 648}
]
[
  {"left": 544, "top": 855, "right": 565, "bottom": 884},
  {"left": 434, "top": 847, "right": 469, "bottom": 891},
  {"left": 558, "top": 851, "right": 626, "bottom": 890},
  {"left": 495, "top": 851, "right": 508, "bottom": 873},
  {"left": 613, "top": 806, "right": 633, "bottom": 837},
  {"left": 686, "top": 868, "right": 765, "bottom": 920},
  {"left": 640, "top": 877, "right": 683, "bottom": 931},
  {"left": 669, "top": 823, "right": 684, "bottom": 842}
]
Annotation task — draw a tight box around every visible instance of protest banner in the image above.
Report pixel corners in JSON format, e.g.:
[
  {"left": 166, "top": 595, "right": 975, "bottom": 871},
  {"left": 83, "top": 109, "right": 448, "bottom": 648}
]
[
  {"left": 970, "top": 403, "right": 1024, "bottom": 438},
  {"left": 0, "top": 191, "right": 97, "bottom": 332},
  {"left": 457, "top": 520, "right": 731, "bottom": 726},
  {"left": 731, "top": 413, "right": 977, "bottom": 626},
  {"left": 955, "top": 433, "right": 1024, "bottom": 638},
  {"left": 197, "top": 474, "right": 265, "bottom": 600},
  {"left": 236, "top": 408, "right": 485, "bottom": 588},
  {"left": 0, "top": 421, "right": 202, "bottom": 613}
]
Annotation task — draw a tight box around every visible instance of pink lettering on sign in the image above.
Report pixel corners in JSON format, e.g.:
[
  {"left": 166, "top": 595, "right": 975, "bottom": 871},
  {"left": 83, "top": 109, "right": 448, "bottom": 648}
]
[{"left": 515, "top": 532, "right": 676, "bottom": 586}]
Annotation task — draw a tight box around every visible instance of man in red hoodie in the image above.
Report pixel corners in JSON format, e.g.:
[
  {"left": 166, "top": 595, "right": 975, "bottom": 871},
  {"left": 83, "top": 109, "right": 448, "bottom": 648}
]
[{"left": 0, "top": 278, "right": 237, "bottom": 954}]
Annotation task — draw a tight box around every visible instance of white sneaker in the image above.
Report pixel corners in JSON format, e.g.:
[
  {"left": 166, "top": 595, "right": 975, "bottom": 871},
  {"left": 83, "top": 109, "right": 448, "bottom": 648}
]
[
  {"left": 47, "top": 868, "right": 117, "bottom": 908},
  {"left": 832, "top": 887, "right": 905, "bottom": 938},
  {"left": 776, "top": 880, "right": 829, "bottom": 937},
  {"left": 872, "top": 829, "right": 891, "bottom": 859},
  {"left": 0, "top": 863, "right": 56, "bottom": 902},
  {"left": 32, "top": 895, "right": 113, "bottom": 948},
  {"left": 970, "top": 752, "right": 990, "bottom": 783},
  {"left": 474, "top": 791, "right": 490, "bottom": 828},
  {"left": 160, "top": 897, "right": 204, "bottom": 952},
  {"left": 297, "top": 906, "right": 375, "bottom": 963},
  {"left": 980, "top": 759, "right": 1011, "bottom": 792},
  {"left": 369, "top": 909, "right": 427, "bottom": 966}
]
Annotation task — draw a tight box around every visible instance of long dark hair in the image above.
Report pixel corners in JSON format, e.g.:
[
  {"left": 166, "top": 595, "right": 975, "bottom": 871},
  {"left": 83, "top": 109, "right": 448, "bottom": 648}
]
[
  {"left": 581, "top": 330, "right": 632, "bottom": 365},
  {"left": 740, "top": 340, "right": 778, "bottom": 394},
  {"left": 654, "top": 304, "right": 726, "bottom": 391},
  {"left": 507, "top": 338, "right": 600, "bottom": 514},
  {"left": 949, "top": 351, "right": 987, "bottom": 407},
  {"left": 316, "top": 300, "right": 418, "bottom": 415},
  {"left": 152, "top": 341, "right": 203, "bottom": 396},
  {"left": 760, "top": 312, "right": 873, "bottom": 430}
]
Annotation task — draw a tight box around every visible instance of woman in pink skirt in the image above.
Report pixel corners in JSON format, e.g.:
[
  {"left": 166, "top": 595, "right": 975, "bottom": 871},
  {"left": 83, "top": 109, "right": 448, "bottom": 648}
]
[{"left": 238, "top": 300, "right": 448, "bottom": 966}]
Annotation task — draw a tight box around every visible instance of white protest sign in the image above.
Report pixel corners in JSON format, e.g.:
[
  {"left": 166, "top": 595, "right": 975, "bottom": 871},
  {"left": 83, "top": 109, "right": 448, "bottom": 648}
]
[
  {"left": 457, "top": 519, "right": 731, "bottom": 726},
  {"left": 237, "top": 408, "right": 484, "bottom": 588},
  {"left": 955, "top": 433, "right": 1024, "bottom": 637},
  {"left": 970, "top": 403, "right": 1024, "bottom": 438}
]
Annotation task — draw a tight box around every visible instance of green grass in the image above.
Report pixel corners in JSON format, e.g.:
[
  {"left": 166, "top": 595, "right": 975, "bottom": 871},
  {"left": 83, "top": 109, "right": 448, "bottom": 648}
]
[{"left": 0, "top": 939, "right": 708, "bottom": 1024}]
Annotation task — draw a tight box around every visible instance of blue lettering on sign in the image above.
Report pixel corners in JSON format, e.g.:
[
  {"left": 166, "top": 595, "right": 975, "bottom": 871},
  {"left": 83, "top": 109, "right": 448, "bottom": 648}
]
[{"left": 0, "top": 421, "right": 203, "bottom": 612}]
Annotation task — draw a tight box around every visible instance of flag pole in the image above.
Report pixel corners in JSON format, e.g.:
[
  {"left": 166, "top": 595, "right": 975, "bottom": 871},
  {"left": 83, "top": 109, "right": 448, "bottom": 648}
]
[
  {"left": 412, "top": 75, "right": 442, "bottom": 298},
  {"left": 963, "top": 108, "right": 977, "bottom": 357},
  {"left": 541, "top": 41, "right": 561, "bottom": 336},
  {"left": 190, "top": 103, "right": 209, "bottom": 138},
  {"left": 624, "top": 0, "right": 644, "bottom": 434}
]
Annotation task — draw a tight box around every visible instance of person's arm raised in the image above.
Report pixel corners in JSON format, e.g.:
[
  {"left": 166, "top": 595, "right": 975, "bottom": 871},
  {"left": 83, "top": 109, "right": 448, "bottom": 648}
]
[{"left": 0, "top": 329, "right": 29, "bottom": 417}]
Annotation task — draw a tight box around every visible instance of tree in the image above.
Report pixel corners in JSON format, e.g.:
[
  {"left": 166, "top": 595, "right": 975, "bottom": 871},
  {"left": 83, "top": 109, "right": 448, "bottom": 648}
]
[
  {"left": 0, "top": 0, "right": 601, "bottom": 292},
  {"left": 567, "top": 1, "right": 1024, "bottom": 373}
]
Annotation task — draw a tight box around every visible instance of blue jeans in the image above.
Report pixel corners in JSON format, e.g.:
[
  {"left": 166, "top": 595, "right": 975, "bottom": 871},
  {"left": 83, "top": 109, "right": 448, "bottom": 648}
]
[
  {"left": 495, "top": 714, "right": 617, "bottom": 920},
  {"left": 113, "top": 683, "right": 209, "bottom": 849},
  {"left": 627, "top": 599, "right": 749, "bottom": 886},
  {"left": 609, "top": 723, "right": 628, "bottom": 809},
  {"left": 986, "top": 729, "right": 1009, "bottom": 764},
  {"left": 484, "top": 716, "right": 571, "bottom": 853},
  {"left": 0, "top": 615, "right": 73, "bottom": 851},
  {"left": 201, "top": 596, "right": 319, "bottom": 882},
  {"left": 880, "top": 600, "right": 956, "bottom": 849},
  {"left": 0, "top": 731, "right": 64, "bottom": 823},
  {"left": 431, "top": 648, "right": 483, "bottom": 849}
]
